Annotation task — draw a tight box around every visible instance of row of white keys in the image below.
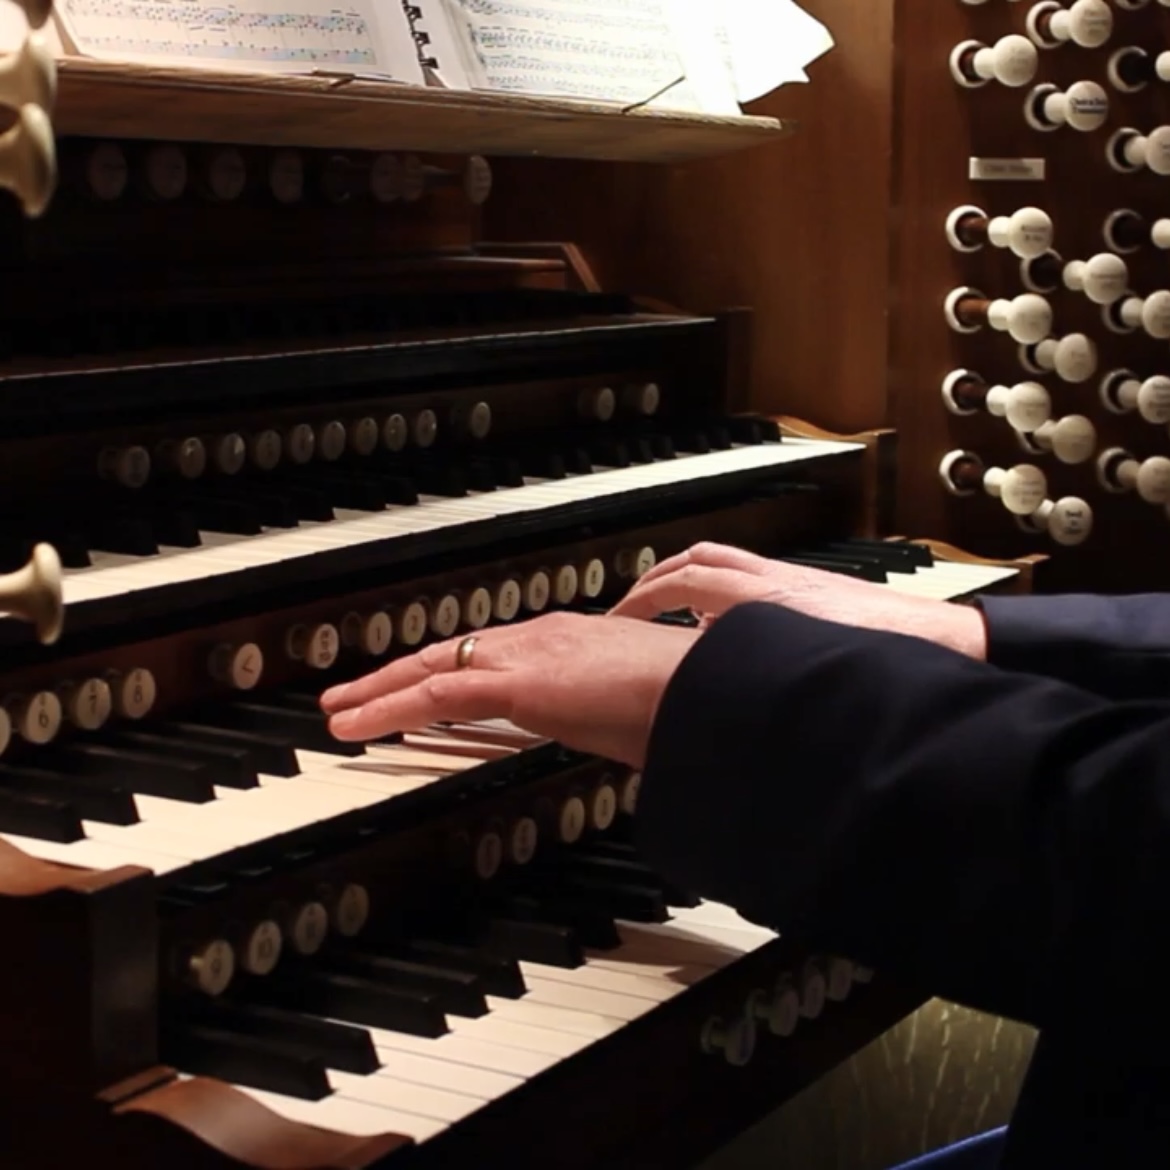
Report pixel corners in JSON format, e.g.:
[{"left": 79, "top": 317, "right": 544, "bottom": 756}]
[
  {"left": 880, "top": 559, "right": 1019, "bottom": 600},
  {"left": 0, "top": 733, "right": 494, "bottom": 875},
  {"left": 62, "top": 440, "right": 861, "bottom": 606},
  {"left": 226, "top": 901, "right": 778, "bottom": 1143}
]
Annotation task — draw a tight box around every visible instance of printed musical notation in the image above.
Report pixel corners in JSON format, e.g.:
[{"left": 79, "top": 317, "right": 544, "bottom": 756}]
[
  {"left": 440, "top": 0, "right": 736, "bottom": 113},
  {"left": 55, "top": 0, "right": 422, "bottom": 77}
]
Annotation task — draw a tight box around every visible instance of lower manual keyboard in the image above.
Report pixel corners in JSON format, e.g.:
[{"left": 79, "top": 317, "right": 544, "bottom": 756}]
[
  {"left": 0, "top": 722, "right": 541, "bottom": 875},
  {"left": 176, "top": 900, "right": 823, "bottom": 1147},
  {"left": 0, "top": 550, "right": 1018, "bottom": 873}
]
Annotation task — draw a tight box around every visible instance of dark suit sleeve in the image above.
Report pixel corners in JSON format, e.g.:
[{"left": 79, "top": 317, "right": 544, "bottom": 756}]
[
  {"left": 977, "top": 593, "right": 1170, "bottom": 699},
  {"left": 635, "top": 601, "right": 1170, "bottom": 1044}
]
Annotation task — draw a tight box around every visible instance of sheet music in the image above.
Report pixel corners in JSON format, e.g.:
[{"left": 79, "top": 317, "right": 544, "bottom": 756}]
[
  {"left": 715, "top": 0, "right": 833, "bottom": 103},
  {"left": 438, "top": 0, "right": 738, "bottom": 114},
  {"left": 53, "top": 0, "right": 424, "bottom": 80}
]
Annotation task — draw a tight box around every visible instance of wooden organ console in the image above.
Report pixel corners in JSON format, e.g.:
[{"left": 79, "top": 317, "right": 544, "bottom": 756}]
[{"left": 0, "top": 5, "right": 1052, "bottom": 1169}]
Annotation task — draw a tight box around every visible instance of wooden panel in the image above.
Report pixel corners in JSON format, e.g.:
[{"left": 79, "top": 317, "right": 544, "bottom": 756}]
[
  {"left": 482, "top": 0, "right": 898, "bottom": 434},
  {"left": 53, "top": 59, "right": 790, "bottom": 163},
  {"left": 888, "top": 1, "right": 1170, "bottom": 590}
]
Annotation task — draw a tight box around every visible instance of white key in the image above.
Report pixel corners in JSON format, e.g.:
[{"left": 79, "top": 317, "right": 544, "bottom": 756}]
[
  {"left": 63, "top": 441, "right": 861, "bottom": 608},
  {"left": 330, "top": 1070, "right": 482, "bottom": 1123},
  {"left": 362, "top": 1024, "right": 559, "bottom": 1078},
  {"left": 233, "top": 1084, "right": 447, "bottom": 1142},
  {"left": 445, "top": 1013, "right": 593, "bottom": 1058},
  {"left": 359, "top": 1048, "right": 522, "bottom": 1101}
]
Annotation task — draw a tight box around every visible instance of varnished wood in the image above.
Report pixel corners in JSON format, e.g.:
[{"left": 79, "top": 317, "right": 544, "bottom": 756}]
[
  {"left": 482, "top": 0, "right": 899, "bottom": 432},
  {"left": 0, "top": 839, "right": 158, "bottom": 1092},
  {"left": 778, "top": 416, "right": 898, "bottom": 538},
  {"left": 0, "top": 1073, "right": 410, "bottom": 1169},
  {"left": 53, "top": 59, "right": 790, "bottom": 163},
  {"left": 115, "top": 1076, "right": 411, "bottom": 1169}
]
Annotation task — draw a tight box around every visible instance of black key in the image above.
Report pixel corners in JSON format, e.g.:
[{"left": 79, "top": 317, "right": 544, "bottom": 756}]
[
  {"left": 671, "top": 428, "right": 710, "bottom": 454},
  {"left": 558, "top": 850, "right": 700, "bottom": 908},
  {"left": 288, "top": 469, "right": 385, "bottom": 512},
  {"left": 87, "top": 513, "right": 158, "bottom": 557},
  {"left": 625, "top": 437, "right": 655, "bottom": 464},
  {"left": 819, "top": 540, "right": 918, "bottom": 574},
  {"left": 160, "top": 1024, "right": 330, "bottom": 1100},
  {"left": 393, "top": 938, "right": 526, "bottom": 999},
  {"left": 185, "top": 496, "right": 263, "bottom": 536},
  {"left": 96, "top": 729, "right": 259, "bottom": 789},
  {"left": 156, "top": 721, "right": 300, "bottom": 777},
  {"left": 838, "top": 536, "right": 933, "bottom": 567},
  {"left": 512, "top": 449, "right": 566, "bottom": 480},
  {"left": 324, "top": 949, "right": 487, "bottom": 1017},
  {"left": 247, "top": 492, "right": 301, "bottom": 529},
  {"left": 38, "top": 744, "right": 217, "bottom": 803},
  {"left": 480, "top": 916, "right": 584, "bottom": 968},
  {"left": 491, "top": 891, "right": 621, "bottom": 951},
  {"left": 412, "top": 464, "right": 466, "bottom": 497},
  {"left": 269, "top": 690, "right": 329, "bottom": 714},
  {"left": 0, "top": 763, "right": 139, "bottom": 824},
  {"left": 205, "top": 700, "right": 364, "bottom": 757},
  {"left": 462, "top": 462, "right": 497, "bottom": 493},
  {"left": 184, "top": 1000, "right": 379, "bottom": 1074},
  {"left": 149, "top": 506, "right": 202, "bottom": 548},
  {"left": 486, "top": 456, "right": 524, "bottom": 488},
  {"left": 563, "top": 447, "right": 593, "bottom": 475},
  {"left": 256, "top": 969, "right": 448, "bottom": 1038},
  {"left": 780, "top": 555, "right": 885, "bottom": 584},
  {"left": 261, "top": 481, "right": 333, "bottom": 523},
  {"left": 520, "top": 869, "right": 669, "bottom": 924},
  {"left": 723, "top": 415, "right": 765, "bottom": 444},
  {"left": 0, "top": 787, "right": 82, "bottom": 842},
  {"left": 586, "top": 438, "right": 629, "bottom": 469},
  {"left": 704, "top": 423, "right": 732, "bottom": 450},
  {"left": 367, "top": 474, "right": 419, "bottom": 506},
  {"left": 727, "top": 414, "right": 781, "bottom": 442}
]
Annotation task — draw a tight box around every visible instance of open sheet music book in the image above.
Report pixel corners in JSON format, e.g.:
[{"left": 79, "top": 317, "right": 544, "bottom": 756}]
[{"left": 28, "top": 0, "right": 832, "bottom": 113}]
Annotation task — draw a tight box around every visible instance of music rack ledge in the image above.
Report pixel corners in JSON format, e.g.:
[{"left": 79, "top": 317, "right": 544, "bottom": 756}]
[{"left": 53, "top": 58, "right": 792, "bottom": 163}]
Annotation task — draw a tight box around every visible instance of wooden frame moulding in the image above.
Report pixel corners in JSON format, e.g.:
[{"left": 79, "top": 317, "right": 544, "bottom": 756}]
[{"left": 52, "top": 59, "right": 792, "bottom": 163}]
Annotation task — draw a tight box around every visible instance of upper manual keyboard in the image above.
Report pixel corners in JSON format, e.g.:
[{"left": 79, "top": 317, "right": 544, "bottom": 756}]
[{"left": 57, "top": 439, "right": 859, "bottom": 629}]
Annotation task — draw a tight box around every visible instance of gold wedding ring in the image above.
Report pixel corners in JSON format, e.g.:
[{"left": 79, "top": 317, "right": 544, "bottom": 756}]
[{"left": 455, "top": 634, "right": 478, "bottom": 670}]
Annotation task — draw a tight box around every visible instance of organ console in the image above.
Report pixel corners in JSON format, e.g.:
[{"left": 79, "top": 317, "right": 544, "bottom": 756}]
[{"left": 0, "top": 11, "right": 1052, "bottom": 1167}]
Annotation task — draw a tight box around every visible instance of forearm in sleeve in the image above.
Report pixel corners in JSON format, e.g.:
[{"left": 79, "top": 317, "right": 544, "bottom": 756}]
[
  {"left": 636, "top": 601, "right": 1170, "bottom": 1045},
  {"left": 977, "top": 592, "right": 1170, "bottom": 699}
]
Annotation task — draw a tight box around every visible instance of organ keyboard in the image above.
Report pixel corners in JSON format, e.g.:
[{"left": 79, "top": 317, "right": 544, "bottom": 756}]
[{"left": 0, "top": 23, "right": 1045, "bottom": 1168}]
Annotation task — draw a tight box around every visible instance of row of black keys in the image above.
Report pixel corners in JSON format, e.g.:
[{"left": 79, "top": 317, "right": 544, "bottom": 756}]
[
  {"left": 163, "top": 829, "right": 699, "bottom": 1103},
  {"left": 0, "top": 687, "right": 365, "bottom": 846},
  {"left": 780, "top": 537, "right": 934, "bottom": 584},
  {"left": 3, "top": 289, "right": 639, "bottom": 361},
  {"left": 0, "top": 415, "right": 777, "bottom": 572}
]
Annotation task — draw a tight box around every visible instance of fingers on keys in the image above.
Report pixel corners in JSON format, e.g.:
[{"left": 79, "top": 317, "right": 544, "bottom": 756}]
[
  {"left": 320, "top": 636, "right": 484, "bottom": 715},
  {"left": 328, "top": 670, "right": 516, "bottom": 741},
  {"left": 609, "top": 563, "right": 767, "bottom": 621}
]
